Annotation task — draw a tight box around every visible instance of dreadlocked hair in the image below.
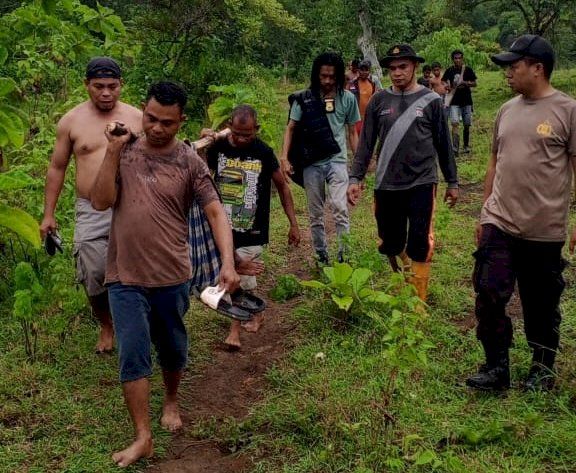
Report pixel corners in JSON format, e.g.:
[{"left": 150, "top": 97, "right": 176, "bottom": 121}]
[{"left": 310, "top": 52, "right": 346, "bottom": 96}]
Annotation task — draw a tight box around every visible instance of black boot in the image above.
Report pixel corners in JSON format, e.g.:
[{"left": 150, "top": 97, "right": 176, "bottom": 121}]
[
  {"left": 524, "top": 348, "right": 556, "bottom": 391},
  {"left": 466, "top": 350, "right": 510, "bottom": 391}
]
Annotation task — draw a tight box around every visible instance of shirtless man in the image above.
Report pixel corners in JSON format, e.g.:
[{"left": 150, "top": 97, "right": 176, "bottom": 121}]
[{"left": 40, "top": 57, "right": 142, "bottom": 354}]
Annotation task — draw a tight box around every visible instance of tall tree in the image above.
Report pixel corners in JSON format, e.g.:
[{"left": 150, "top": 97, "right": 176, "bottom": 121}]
[
  {"left": 451, "top": 0, "right": 575, "bottom": 37},
  {"left": 357, "top": 1, "right": 383, "bottom": 80}
]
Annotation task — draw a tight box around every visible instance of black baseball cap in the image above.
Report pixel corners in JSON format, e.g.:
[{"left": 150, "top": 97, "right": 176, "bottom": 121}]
[
  {"left": 85, "top": 57, "right": 122, "bottom": 79},
  {"left": 491, "top": 34, "right": 555, "bottom": 67},
  {"left": 381, "top": 44, "right": 425, "bottom": 68},
  {"left": 358, "top": 59, "right": 372, "bottom": 70}
]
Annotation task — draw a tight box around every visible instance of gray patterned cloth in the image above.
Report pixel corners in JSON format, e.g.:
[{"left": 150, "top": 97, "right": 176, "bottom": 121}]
[{"left": 188, "top": 201, "right": 220, "bottom": 291}]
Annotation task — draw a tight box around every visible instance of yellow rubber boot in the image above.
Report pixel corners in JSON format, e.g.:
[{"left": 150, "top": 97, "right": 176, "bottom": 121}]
[{"left": 408, "top": 261, "right": 431, "bottom": 302}]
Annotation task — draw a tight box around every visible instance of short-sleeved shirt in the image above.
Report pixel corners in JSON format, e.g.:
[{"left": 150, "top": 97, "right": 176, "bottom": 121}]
[
  {"left": 289, "top": 89, "right": 360, "bottom": 165},
  {"left": 207, "top": 138, "right": 279, "bottom": 248},
  {"left": 106, "top": 137, "right": 220, "bottom": 287},
  {"left": 480, "top": 91, "right": 576, "bottom": 242},
  {"left": 442, "top": 66, "right": 477, "bottom": 107}
]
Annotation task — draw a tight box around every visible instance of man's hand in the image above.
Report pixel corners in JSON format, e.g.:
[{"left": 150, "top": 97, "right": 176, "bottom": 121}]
[
  {"left": 475, "top": 222, "right": 483, "bottom": 247},
  {"left": 347, "top": 183, "right": 362, "bottom": 206},
  {"left": 39, "top": 215, "right": 57, "bottom": 239},
  {"left": 105, "top": 122, "right": 133, "bottom": 145},
  {"left": 280, "top": 158, "right": 293, "bottom": 182},
  {"left": 444, "top": 187, "right": 459, "bottom": 208},
  {"left": 569, "top": 226, "right": 576, "bottom": 254},
  {"left": 288, "top": 224, "right": 301, "bottom": 247},
  {"left": 236, "top": 256, "right": 265, "bottom": 276},
  {"left": 219, "top": 262, "right": 240, "bottom": 293},
  {"left": 200, "top": 128, "right": 216, "bottom": 141}
]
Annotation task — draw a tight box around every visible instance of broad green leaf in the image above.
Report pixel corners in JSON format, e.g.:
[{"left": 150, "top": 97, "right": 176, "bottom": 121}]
[
  {"left": 0, "top": 170, "right": 36, "bottom": 191},
  {"left": 61, "top": 0, "right": 75, "bottom": 13},
  {"left": 99, "top": 19, "right": 116, "bottom": 39},
  {"left": 368, "top": 291, "right": 393, "bottom": 305},
  {"left": 331, "top": 294, "right": 353, "bottom": 311},
  {"left": 0, "top": 122, "right": 25, "bottom": 147},
  {"left": 414, "top": 449, "right": 436, "bottom": 466},
  {"left": 0, "top": 203, "right": 41, "bottom": 248},
  {"left": 331, "top": 262, "right": 353, "bottom": 285},
  {"left": 350, "top": 268, "right": 372, "bottom": 293},
  {"left": 13, "top": 289, "right": 33, "bottom": 320},
  {"left": 0, "top": 77, "right": 17, "bottom": 97},
  {"left": 300, "top": 280, "right": 327, "bottom": 290},
  {"left": 14, "top": 261, "right": 37, "bottom": 291},
  {"left": 0, "top": 109, "right": 26, "bottom": 147}
]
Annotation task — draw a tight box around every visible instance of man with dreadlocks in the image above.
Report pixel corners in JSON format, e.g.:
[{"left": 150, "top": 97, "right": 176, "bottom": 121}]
[
  {"left": 348, "top": 44, "right": 459, "bottom": 302},
  {"left": 280, "top": 52, "right": 360, "bottom": 264}
]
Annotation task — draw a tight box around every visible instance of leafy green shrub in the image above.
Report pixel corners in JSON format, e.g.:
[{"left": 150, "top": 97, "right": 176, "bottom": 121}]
[
  {"left": 415, "top": 26, "right": 500, "bottom": 70},
  {"left": 12, "top": 261, "right": 45, "bottom": 360},
  {"left": 300, "top": 264, "right": 433, "bottom": 370},
  {"left": 205, "top": 76, "right": 285, "bottom": 150},
  {"left": 0, "top": 169, "right": 40, "bottom": 248},
  {"left": 269, "top": 274, "right": 301, "bottom": 301}
]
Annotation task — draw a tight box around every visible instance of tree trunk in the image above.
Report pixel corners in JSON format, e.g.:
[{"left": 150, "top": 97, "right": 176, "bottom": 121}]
[{"left": 357, "top": 6, "right": 383, "bottom": 82}]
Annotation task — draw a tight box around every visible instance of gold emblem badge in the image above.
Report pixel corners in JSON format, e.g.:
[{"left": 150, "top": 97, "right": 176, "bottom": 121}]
[
  {"left": 536, "top": 120, "right": 553, "bottom": 137},
  {"left": 324, "top": 98, "right": 335, "bottom": 113},
  {"left": 392, "top": 47, "right": 400, "bottom": 54}
]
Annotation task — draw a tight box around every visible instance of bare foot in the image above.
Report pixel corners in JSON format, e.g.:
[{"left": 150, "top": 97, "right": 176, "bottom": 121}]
[
  {"left": 95, "top": 325, "right": 114, "bottom": 354},
  {"left": 224, "top": 332, "right": 241, "bottom": 351},
  {"left": 112, "top": 437, "right": 153, "bottom": 468},
  {"left": 160, "top": 401, "right": 182, "bottom": 432},
  {"left": 224, "top": 320, "right": 241, "bottom": 351},
  {"left": 242, "top": 313, "right": 264, "bottom": 333}
]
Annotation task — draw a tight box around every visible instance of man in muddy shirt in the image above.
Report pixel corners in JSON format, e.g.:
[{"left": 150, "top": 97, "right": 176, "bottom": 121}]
[
  {"left": 40, "top": 57, "right": 142, "bottom": 354},
  {"left": 91, "top": 81, "right": 239, "bottom": 468}
]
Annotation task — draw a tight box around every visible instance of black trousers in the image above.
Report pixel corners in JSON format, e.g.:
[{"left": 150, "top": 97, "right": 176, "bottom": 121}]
[
  {"left": 473, "top": 224, "right": 566, "bottom": 355},
  {"left": 374, "top": 184, "right": 436, "bottom": 263}
]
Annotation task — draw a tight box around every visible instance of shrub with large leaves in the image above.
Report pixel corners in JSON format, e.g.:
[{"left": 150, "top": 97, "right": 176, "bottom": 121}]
[{"left": 0, "top": 169, "right": 40, "bottom": 248}]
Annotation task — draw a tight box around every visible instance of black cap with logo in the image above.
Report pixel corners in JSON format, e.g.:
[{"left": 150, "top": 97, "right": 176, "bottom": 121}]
[
  {"left": 491, "top": 34, "right": 555, "bottom": 68},
  {"left": 380, "top": 44, "right": 425, "bottom": 68},
  {"left": 85, "top": 57, "right": 122, "bottom": 80}
]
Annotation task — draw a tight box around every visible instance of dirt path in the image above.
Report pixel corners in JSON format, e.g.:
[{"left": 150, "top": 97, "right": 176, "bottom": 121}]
[{"left": 148, "top": 223, "right": 323, "bottom": 473}]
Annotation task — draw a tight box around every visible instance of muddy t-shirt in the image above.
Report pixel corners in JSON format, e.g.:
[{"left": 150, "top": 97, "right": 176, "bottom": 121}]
[
  {"left": 481, "top": 91, "right": 576, "bottom": 241},
  {"left": 207, "top": 138, "right": 279, "bottom": 248},
  {"left": 106, "top": 137, "right": 220, "bottom": 287}
]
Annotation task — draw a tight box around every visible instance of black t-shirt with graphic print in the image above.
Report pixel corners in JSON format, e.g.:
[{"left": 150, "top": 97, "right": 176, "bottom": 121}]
[
  {"left": 207, "top": 138, "right": 279, "bottom": 248},
  {"left": 442, "top": 66, "right": 477, "bottom": 107}
]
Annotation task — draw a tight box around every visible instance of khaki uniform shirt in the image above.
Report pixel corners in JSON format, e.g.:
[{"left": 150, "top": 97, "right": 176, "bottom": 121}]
[{"left": 481, "top": 91, "right": 576, "bottom": 241}]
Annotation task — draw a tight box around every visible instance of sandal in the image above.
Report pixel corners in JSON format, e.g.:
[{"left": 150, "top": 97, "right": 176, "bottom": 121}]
[
  {"left": 194, "top": 286, "right": 253, "bottom": 322},
  {"left": 231, "top": 290, "right": 266, "bottom": 313},
  {"left": 44, "top": 231, "right": 63, "bottom": 256}
]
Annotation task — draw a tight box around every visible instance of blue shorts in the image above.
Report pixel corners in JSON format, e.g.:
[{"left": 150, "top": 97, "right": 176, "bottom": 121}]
[
  {"left": 449, "top": 105, "right": 472, "bottom": 126},
  {"left": 108, "top": 281, "right": 191, "bottom": 383}
]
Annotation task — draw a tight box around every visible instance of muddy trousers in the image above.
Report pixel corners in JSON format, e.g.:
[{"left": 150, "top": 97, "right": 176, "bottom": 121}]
[{"left": 473, "top": 224, "right": 565, "bottom": 359}]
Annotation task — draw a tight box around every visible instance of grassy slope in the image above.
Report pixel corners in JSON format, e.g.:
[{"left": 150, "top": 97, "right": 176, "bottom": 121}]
[
  {"left": 1, "top": 71, "right": 576, "bottom": 472},
  {"left": 244, "top": 70, "right": 576, "bottom": 472}
]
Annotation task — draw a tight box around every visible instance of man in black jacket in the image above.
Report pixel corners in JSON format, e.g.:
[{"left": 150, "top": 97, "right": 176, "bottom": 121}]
[{"left": 280, "top": 52, "right": 360, "bottom": 264}]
